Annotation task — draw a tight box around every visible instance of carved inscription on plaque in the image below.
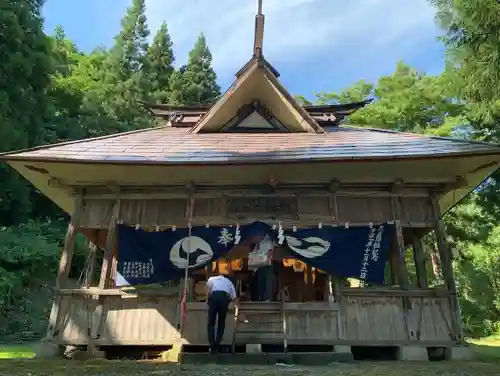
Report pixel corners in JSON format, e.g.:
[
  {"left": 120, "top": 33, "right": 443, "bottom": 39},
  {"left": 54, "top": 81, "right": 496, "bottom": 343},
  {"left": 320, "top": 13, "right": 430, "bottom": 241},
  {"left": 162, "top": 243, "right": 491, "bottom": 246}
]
[{"left": 226, "top": 196, "right": 298, "bottom": 217}]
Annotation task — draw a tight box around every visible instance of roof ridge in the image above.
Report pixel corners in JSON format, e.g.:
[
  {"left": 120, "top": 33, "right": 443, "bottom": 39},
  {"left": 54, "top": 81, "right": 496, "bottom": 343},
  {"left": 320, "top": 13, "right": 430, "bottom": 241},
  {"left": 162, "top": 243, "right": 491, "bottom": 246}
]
[{"left": 0, "top": 125, "right": 168, "bottom": 158}]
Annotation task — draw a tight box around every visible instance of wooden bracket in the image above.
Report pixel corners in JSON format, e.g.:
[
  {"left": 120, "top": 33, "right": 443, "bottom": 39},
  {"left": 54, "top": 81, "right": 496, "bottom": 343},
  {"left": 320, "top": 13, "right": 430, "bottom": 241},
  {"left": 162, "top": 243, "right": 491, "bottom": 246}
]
[
  {"left": 328, "top": 179, "right": 340, "bottom": 193},
  {"left": 106, "top": 183, "right": 120, "bottom": 195},
  {"left": 390, "top": 179, "right": 405, "bottom": 194}
]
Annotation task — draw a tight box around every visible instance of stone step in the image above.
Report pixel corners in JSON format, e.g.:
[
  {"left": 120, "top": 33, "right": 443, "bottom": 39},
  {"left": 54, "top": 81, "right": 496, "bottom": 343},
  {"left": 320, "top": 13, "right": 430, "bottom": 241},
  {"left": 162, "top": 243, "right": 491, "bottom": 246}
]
[{"left": 180, "top": 352, "right": 353, "bottom": 365}]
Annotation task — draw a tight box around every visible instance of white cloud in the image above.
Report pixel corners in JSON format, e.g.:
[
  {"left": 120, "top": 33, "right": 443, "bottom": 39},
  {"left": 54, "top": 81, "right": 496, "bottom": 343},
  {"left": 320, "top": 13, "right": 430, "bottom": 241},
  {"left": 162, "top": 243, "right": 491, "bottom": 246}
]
[{"left": 145, "top": 0, "right": 440, "bottom": 87}]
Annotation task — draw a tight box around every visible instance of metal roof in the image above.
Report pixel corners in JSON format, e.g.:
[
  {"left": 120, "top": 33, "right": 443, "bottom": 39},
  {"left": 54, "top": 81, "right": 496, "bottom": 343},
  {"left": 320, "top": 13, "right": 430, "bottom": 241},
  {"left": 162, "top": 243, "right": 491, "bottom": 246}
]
[{"left": 2, "top": 125, "right": 500, "bottom": 165}]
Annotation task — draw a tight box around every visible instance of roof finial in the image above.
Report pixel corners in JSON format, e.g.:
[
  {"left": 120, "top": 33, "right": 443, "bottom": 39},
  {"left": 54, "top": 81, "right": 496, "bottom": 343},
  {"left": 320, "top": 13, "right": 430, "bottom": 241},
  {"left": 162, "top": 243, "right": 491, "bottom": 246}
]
[{"left": 253, "top": 0, "right": 265, "bottom": 57}]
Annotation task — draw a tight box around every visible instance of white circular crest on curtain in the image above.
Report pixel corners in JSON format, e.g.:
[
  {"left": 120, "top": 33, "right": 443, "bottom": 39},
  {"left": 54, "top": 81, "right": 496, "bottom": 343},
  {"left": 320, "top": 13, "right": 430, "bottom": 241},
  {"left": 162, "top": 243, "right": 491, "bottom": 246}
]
[
  {"left": 285, "top": 236, "right": 331, "bottom": 258},
  {"left": 170, "top": 236, "right": 214, "bottom": 269}
]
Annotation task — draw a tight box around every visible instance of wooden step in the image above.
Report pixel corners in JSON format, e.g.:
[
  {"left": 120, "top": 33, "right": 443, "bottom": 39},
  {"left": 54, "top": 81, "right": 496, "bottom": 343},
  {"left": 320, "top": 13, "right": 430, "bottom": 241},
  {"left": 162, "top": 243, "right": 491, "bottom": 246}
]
[
  {"left": 236, "top": 320, "right": 282, "bottom": 325},
  {"left": 238, "top": 310, "right": 281, "bottom": 314},
  {"left": 232, "top": 300, "right": 287, "bottom": 355},
  {"left": 235, "top": 329, "right": 283, "bottom": 334}
]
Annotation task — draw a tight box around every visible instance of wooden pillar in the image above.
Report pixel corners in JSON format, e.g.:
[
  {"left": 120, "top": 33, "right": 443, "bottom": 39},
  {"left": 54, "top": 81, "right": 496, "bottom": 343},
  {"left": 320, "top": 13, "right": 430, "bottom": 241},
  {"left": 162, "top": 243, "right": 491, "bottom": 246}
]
[
  {"left": 306, "top": 265, "right": 313, "bottom": 300},
  {"left": 329, "top": 189, "right": 346, "bottom": 338},
  {"left": 83, "top": 231, "right": 99, "bottom": 288},
  {"left": 391, "top": 194, "right": 412, "bottom": 316},
  {"left": 46, "top": 193, "right": 83, "bottom": 339},
  {"left": 88, "top": 197, "right": 121, "bottom": 354},
  {"left": 412, "top": 231, "right": 428, "bottom": 288},
  {"left": 179, "top": 192, "right": 195, "bottom": 337},
  {"left": 98, "top": 200, "right": 120, "bottom": 290},
  {"left": 388, "top": 246, "right": 398, "bottom": 285},
  {"left": 431, "top": 196, "right": 463, "bottom": 340},
  {"left": 106, "top": 244, "right": 118, "bottom": 289},
  {"left": 390, "top": 197, "right": 409, "bottom": 290}
]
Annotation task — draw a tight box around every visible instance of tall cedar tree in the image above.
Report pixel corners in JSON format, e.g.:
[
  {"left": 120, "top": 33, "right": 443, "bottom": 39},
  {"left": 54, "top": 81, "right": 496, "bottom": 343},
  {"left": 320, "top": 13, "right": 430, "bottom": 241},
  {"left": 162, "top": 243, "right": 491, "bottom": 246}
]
[
  {"left": 431, "top": 0, "right": 500, "bottom": 223},
  {"left": 169, "top": 33, "right": 221, "bottom": 105},
  {"left": 145, "top": 22, "right": 175, "bottom": 103},
  {"left": 100, "top": 0, "right": 151, "bottom": 127},
  {"left": 0, "top": 0, "right": 53, "bottom": 225}
]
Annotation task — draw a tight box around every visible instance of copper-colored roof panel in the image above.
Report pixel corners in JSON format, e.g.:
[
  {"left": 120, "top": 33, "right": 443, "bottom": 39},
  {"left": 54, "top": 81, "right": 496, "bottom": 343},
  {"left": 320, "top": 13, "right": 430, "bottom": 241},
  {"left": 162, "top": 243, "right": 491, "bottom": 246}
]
[{"left": 3, "top": 126, "right": 500, "bottom": 164}]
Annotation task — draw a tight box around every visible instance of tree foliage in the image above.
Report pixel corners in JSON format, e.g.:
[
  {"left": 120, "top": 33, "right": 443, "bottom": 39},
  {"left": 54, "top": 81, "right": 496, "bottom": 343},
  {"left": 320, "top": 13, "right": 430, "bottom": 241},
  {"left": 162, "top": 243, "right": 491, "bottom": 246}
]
[
  {"left": 0, "top": 0, "right": 220, "bottom": 337},
  {"left": 169, "top": 34, "right": 221, "bottom": 105},
  {"left": 431, "top": 0, "right": 500, "bottom": 141}
]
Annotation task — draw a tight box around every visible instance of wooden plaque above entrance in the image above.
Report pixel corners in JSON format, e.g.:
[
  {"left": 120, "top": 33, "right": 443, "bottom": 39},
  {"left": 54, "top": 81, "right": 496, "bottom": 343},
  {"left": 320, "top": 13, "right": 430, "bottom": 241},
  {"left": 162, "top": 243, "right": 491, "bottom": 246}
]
[{"left": 226, "top": 196, "right": 298, "bottom": 218}]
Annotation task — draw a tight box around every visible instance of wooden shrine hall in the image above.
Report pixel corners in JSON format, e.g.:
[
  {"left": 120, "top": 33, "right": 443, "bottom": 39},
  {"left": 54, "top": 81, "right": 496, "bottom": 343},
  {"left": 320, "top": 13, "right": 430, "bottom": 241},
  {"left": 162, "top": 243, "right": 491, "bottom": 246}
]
[{"left": 2, "top": 0, "right": 500, "bottom": 363}]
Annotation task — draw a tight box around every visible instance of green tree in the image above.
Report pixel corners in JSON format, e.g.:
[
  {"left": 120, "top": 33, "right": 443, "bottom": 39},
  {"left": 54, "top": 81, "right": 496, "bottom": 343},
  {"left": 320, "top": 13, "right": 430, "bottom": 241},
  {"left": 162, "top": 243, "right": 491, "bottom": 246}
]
[
  {"left": 106, "top": 0, "right": 149, "bottom": 83},
  {"left": 168, "top": 66, "right": 188, "bottom": 105},
  {"left": 145, "top": 22, "right": 175, "bottom": 103},
  {"left": 431, "top": 0, "right": 500, "bottom": 141},
  {"left": 312, "top": 61, "right": 465, "bottom": 134},
  {"left": 315, "top": 80, "right": 373, "bottom": 105},
  {"left": 99, "top": 0, "right": 151, "bottom": 127},
  {"left": 0, "top": 0, "right": 54, "bottom": 225},
  {"left": 431, "top": 0, "right": 500, "bottom": 249},
  {"left": 170, "top": 33, "right": 221, "bottom": 105}
]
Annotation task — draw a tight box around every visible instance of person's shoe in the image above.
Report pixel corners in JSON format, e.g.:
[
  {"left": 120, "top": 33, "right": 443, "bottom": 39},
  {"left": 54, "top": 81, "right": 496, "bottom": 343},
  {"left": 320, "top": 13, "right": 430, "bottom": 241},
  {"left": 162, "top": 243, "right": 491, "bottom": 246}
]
[{"left": 209, "top": 346, "right": 216, "bottom": 355}]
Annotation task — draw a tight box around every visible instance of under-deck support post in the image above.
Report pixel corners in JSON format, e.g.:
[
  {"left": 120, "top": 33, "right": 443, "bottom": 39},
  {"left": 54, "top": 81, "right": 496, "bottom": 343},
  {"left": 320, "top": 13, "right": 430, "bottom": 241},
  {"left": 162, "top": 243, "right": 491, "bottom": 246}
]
[
  {"left": 45, "top": 193, "right": 83, "bottom": 341},
  {"left": 87, "top": 196, "right": 121, "bottom": 356},
  {"left": 431, "top": 196, "right": 463, "bottom": 341},
  {"left": 412, "top": 231, "right": 428, "bottom": 288}
]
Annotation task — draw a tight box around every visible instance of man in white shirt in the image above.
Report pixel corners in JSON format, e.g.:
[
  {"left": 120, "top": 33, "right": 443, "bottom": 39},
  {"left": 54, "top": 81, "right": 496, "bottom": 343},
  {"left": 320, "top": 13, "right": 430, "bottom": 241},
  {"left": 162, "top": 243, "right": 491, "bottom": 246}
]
[{"left": 205, "top": 273, "right": 237, "bottom": 353}]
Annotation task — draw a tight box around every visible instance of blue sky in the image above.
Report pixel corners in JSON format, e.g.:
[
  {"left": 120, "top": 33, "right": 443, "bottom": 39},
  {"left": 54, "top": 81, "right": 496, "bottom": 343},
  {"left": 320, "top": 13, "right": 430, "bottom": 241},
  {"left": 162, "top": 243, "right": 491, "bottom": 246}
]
[{"left": 42, "top": 0, "right": 445, "bottom": 100}]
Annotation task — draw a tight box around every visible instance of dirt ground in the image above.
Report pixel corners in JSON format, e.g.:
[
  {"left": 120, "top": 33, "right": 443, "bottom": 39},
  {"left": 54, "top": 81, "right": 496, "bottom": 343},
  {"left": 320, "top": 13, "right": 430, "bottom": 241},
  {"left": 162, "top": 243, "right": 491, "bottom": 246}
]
[
  {"left": 0, "top": 339, "right": 499, "bottom": 376},
  {"left": 0, "top": 360, "right": 499, "bottom": 376}
]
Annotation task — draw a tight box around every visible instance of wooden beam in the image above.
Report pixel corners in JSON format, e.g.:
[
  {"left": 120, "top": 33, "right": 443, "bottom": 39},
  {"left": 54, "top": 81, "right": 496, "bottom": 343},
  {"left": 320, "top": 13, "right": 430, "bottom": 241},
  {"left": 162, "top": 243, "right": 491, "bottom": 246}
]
[
  {"left": 98, "top": 200, "right": 121, "bottom": 289},
  {"left": 83, "top": 231, "right": 99, "bottom": 288},
  {"left": 46, "top": 193, "right": 83, "bottom": 340},
  {"left": 80, "top": 183, "right": 437, "bottom": 200},
  {"left": 390, "top": 198, "right": 410, "bottom": 290},
  {"left": 431, "top": 196, "right": 464, "bottom": 341},
  {"left": 306, "top": 265, "right": 313, "bottom": 300},
  {"left": 391, "top": 195, "right": 412, "bottom": 313},
  {"left": 88, "top": 196, "right": 121, "bottom": 355},
  {"left": 412, "top": 232, "right": 428, "bottom": 288},
  {"left": 56, "top": 195, "right": 83, "bottom": 288},
  {"left": 388, "top": 242, "right": 398, "bottom": 286}
]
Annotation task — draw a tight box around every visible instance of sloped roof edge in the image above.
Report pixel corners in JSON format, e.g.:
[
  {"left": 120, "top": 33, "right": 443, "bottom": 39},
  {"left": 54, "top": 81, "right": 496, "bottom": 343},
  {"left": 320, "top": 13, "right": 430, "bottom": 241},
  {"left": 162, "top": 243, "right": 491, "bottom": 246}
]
[{"left": 0, "top": 126, "right": 169, "bottom": 159}]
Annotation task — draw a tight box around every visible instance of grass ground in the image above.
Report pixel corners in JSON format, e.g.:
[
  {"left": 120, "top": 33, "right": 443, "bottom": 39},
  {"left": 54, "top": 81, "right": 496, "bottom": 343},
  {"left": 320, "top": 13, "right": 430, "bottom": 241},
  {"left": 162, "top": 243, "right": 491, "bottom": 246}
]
[{"left": 0, "top": 339, "right": 498, "bottom": 376}]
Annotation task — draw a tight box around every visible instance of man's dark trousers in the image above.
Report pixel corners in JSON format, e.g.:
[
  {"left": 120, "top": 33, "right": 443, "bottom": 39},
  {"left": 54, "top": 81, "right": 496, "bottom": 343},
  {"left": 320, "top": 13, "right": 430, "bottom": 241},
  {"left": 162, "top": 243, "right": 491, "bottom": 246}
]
[{"left": 207, "top": 290, "right": 230, "bottom": 352}]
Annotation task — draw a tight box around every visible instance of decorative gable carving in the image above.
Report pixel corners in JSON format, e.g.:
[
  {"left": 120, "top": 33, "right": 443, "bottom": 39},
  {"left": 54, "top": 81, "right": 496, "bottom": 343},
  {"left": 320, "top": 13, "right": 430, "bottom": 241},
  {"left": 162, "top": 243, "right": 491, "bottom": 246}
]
[{"left": 221, "top": 100, "right": 288, "bottom": 132}]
